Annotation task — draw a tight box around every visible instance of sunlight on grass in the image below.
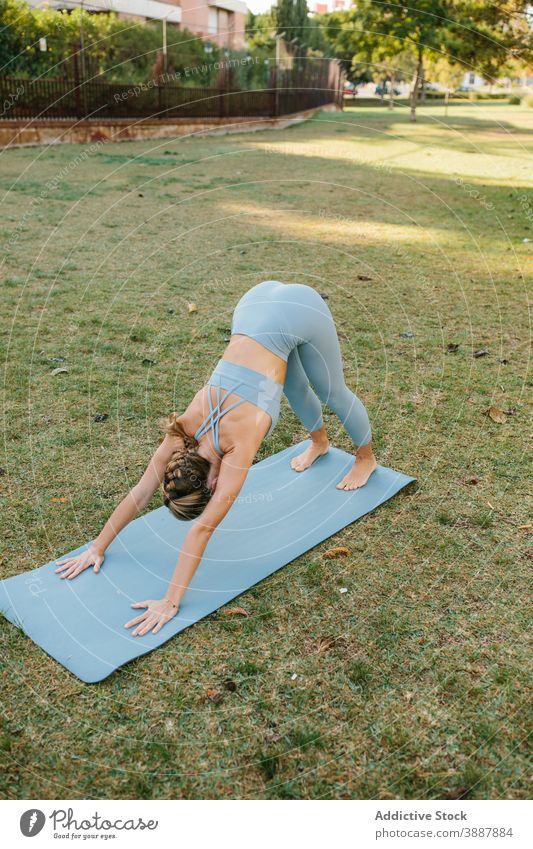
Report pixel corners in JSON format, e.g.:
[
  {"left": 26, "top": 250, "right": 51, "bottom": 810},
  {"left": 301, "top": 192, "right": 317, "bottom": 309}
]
[
  {"left": 248, "top": 105, "right": 533, "bottom": 185},
  {"left": 218, "top": 201, "right": 448, "bottom": 245}
]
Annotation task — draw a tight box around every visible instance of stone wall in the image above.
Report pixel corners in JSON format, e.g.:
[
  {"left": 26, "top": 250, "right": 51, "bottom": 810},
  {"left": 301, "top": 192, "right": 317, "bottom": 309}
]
[{"left": 0, "top": 104, "right": 341, "bottom": 149}]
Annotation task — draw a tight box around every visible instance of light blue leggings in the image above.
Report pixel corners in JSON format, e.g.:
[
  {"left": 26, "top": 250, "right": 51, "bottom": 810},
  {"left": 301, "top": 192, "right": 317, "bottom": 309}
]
[
  {"left": 284, "top": 335, "right": 372, "bottom": 447},
  {"left": 231, "top": 281, "right": 372, "bottom": 446}
]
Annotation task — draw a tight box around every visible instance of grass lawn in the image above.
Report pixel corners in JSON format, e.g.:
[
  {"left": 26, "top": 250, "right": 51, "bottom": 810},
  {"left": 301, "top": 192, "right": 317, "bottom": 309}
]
[{"left": 0, "top": 101, "right": 531, "bottom": 800}]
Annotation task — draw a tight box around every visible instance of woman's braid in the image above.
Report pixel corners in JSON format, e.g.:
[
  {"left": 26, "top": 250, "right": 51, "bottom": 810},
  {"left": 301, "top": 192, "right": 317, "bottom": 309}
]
[{"left": 159, "top": 413, "right": 212, "bottom": 521}]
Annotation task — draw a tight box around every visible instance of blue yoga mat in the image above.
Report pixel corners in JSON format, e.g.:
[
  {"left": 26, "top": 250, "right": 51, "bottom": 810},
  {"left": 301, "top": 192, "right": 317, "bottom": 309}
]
[{"left": 0, "top": 442, "right": 414, "bottom": 683}]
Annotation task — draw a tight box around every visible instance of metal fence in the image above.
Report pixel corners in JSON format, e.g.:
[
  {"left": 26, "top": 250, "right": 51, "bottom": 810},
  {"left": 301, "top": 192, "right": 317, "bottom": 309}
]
[{"left": 0, "top": 64, "right": 344, "bottom": 121}]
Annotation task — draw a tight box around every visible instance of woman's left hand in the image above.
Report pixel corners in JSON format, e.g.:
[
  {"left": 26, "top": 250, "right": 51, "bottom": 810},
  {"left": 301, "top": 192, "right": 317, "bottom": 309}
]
[{"left": 124, "top": 598, "right": 179, "bottom": 637}]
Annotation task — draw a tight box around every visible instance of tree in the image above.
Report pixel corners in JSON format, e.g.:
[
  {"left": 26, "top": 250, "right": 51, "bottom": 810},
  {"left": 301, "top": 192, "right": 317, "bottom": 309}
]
[
  {"left": 445, "top": 0, "right": 532, "bottom": 87},
  {"left": 245, "top": 9, "right": 276, "bottom": 51},
  {"left": 305, "top": 13, "right": 330, "bottom": 56},
  {"left": 274, "top": 0, "right": 309, "bottom": 52},
  {"left": 424, "top": 55, "right": 464, "bottom": 114},
  {"left": 425, "top": 55, "right": 464, "bottom": 91},
  {"left": 384, "top": 50, "right": 419, "bottom": 109},
  {"left": 0, "top": 0, "right": 227, "bottom": 83},
  {"left": 326, "top": 1, "right": 449, "bottom": 121},
  {"left": 0, "top": 0, "right": 41, "bottom": 77},
  {"left": 325, "top": 0, "right": 532, "bottom": 121}
]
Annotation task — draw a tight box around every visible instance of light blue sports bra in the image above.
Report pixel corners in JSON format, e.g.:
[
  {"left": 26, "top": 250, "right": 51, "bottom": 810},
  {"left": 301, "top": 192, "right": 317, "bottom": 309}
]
[{"left": 194, "top": 359, "right": 283, "bottom": 456}]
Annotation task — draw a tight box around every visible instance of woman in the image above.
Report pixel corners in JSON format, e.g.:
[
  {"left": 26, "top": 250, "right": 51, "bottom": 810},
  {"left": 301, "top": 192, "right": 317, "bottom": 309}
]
[{"left": 55, "top": 281, "right": 377, "bottom": 637}]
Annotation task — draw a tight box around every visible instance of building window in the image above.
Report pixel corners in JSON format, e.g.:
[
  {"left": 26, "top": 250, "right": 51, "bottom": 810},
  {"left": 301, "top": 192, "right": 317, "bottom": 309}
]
[{"left": 208, "top": 7, "right": 218, "bottom": 34}]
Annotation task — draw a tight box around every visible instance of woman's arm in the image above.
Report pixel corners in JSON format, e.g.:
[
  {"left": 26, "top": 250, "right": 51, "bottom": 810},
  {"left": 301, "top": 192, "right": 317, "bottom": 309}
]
[
  {"left": 55, "top": 435, "right": 179, "bottom": 580},
  {"left": 93, "top": 435, "right": 179, "bottom": 552},
  {"left": 124, "top": 445, "right": 254, "bottom": 636}
]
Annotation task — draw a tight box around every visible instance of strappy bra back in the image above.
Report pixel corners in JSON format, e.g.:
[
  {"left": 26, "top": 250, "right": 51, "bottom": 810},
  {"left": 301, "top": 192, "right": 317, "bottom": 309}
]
[
  {"left": 194, "top": 359, "right": 283, "bottom": 456},
  {"left": 194, "top": 382, "right": 247, "bottom": 456}
]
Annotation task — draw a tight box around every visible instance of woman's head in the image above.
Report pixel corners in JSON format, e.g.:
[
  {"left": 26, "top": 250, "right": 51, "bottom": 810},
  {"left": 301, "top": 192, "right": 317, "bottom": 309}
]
[{"left": 160, "top": 413, "right": 212, "bottom": 521}]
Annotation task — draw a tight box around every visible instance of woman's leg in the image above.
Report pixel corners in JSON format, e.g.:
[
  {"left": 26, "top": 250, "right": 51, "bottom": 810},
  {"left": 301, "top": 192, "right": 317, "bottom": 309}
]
[
  {"left": 284, "top": 347, "right": 330, "bottom": 471},
  {"left": 297, "top": 315, "right": 377, "bottom": 489}
]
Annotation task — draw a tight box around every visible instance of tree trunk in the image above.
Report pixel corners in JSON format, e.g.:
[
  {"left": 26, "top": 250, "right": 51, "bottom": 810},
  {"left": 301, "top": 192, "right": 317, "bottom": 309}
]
[
  {"left": 410, "top": 49, "right": 423, "bottom": 122},
  {"left": 388, "top": 71, "right": 396, "bottom": 110}
]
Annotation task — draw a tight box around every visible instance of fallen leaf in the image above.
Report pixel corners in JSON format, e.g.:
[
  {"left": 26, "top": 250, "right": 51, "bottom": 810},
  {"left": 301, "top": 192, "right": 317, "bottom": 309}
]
[
  {"left": 305, "top": 635, "right": 341, "bottom": 654},
  {"left": 223, "top": 606, "right": 249, "bottom": 617},
  {"left": 188, "top": 303, "right": 198, "bottom": 314},
  {"left": 357, "top": 275, "right": 372, "bottom": 281},
  {"left": 51, "top": 497, "right": 68, "bottom": 503},
  {"left": 443, "top": 787, "right": 470, "bottom": 800},
  {"left": 447, "top": 343, "right": 460, "bottom": 353},
  {"left": 223, "top": 679, "right": 237, "bottom": 692},
  {"left": 486, "top": 406, "right": 507, "bottom": 424},
  {"left": 473, "top": 348, "right": 489, "bottom": 358},
  {"left": 51, "top": 367, "right": 68, "bottom": 376},
  {"left": 206, "top": 688, "right": 223, "bottom": 703},
  {"left": 324, "top": 546, "right": 351, "bottom": 559},
  {"left": 518, "top": 524, "right": 532, "bottom": 530}
]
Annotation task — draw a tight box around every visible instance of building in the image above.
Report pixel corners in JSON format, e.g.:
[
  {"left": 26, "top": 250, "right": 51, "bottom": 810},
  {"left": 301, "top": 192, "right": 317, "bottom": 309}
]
[
  {"left": 460, "top": 71, "right": 486, "bottom": 90},
  {"left": 459, "top": 70, "right": 533, "bottom": 92},
  {"left": 180, "top": 0, "right": 247, "bottom": 49},
  {"left": 27, "top": 0, "right": 247, "bottom": 49},
  {"left": 311, "top": 0, "right": 349, "bottom": 12}
]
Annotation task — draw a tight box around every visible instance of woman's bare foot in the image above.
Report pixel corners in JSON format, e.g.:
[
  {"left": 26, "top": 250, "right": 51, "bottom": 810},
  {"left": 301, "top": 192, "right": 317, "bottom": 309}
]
[
  {"left": 336, "top": 443, "right": 377, "bottom": 490},
  {"left": 291, "top": 431, "right": 329, "bottom": 472}
]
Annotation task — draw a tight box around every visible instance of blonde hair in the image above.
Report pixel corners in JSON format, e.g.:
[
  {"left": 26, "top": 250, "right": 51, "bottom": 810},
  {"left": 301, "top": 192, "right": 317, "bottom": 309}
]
[{"left": 160, "top": 413, "right": 212, "bottom": 521}]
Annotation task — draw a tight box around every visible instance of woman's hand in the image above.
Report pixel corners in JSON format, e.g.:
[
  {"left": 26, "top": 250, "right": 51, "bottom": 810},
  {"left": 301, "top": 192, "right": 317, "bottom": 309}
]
[
  {"left": 124, "top": 598, "right": 179, "bottom": 637},
  {"left": 54, "top": 546, "right": 105, "bottom": 580}
]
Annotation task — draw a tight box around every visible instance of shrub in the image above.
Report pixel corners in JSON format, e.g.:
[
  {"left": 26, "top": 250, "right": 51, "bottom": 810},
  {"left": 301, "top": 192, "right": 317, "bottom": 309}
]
[
  {"left": 508, "top": 94, "right": 521, "bottom": 105},
  {"left": 0, "top": 0, "right": 269, "bottom": 87},
  {"left": 466, "top": 91, "right": 509, "bottom": 101},
  {"left": 523, "top": 93, "right": 533, "bottom": 109}
]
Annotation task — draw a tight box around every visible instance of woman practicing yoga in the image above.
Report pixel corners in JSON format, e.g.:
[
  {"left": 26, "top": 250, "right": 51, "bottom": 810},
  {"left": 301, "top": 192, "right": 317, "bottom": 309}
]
[{"left": 55, "top": 281, "right": 376, "bottom": 636}]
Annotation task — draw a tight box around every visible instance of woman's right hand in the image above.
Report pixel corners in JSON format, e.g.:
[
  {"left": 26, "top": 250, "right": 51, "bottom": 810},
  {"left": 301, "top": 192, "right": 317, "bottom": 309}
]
[{"left": 54, "top": 545, "right": 105, "bottom": 580}]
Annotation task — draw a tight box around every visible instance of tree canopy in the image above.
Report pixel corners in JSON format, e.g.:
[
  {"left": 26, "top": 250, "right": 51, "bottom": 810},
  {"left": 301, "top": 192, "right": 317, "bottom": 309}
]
[
  {"left": 274, "top": 0, "right": 310, "bottom": 51},
  {"left": 324, "top": 0, "right": 532, "bottom": 119}
]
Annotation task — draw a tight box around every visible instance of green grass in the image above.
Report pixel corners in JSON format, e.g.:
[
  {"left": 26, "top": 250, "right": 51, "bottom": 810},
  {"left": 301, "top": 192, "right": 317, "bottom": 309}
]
[{"left": 0, "top": 101, "right": 531, "bottom": 800}]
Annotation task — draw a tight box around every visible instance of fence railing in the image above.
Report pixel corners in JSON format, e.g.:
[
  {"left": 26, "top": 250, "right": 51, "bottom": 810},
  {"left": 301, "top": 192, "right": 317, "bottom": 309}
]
[{"left": 0, "top": 67, "right": 344, "bottom": 121}]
